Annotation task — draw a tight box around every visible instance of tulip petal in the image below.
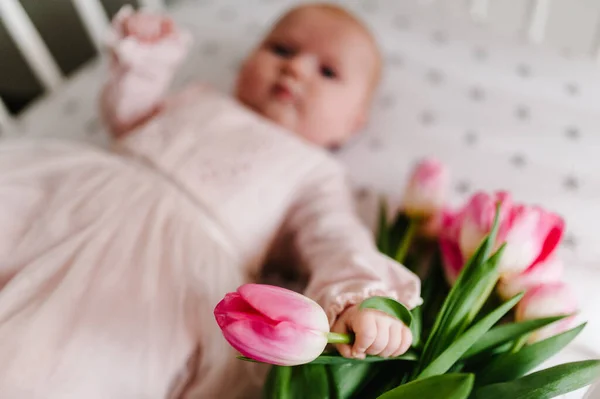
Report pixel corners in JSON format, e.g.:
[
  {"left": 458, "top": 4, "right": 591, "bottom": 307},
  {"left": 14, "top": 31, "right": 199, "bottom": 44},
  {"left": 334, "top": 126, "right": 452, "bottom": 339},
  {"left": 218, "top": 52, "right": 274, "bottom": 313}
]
[
  {"left": 515, "top": 283, "right": 578, "bottom": 343},
  {"left": 458, "top": 191, "right": 513, "bottom": 260},
  {"left": 499, "top": 207, "right": 546, "bottom": 276},
  {"left": 440, "top": 238, "right": 463, "bottom": 284},
  {"left": 499, "top": 206, "right": 565, "bottom": 277},
  {"left": 439, "top": 209, "right": 464, "bottom": 284},
  {"left": 238, "top": 284, "right": 330, "bottom": 333},
  {"left": 529, "top": 210, "right": 565, "bottom": 268},
  {"left": 497, "top": 256, "right": 563, "bottom": 300},
  {"left": 222, "top": 318, "right": 328, "bottom": 366},
  {"left": 403, "top": 158, "right": 449, "bottom": 219},
  {"left": 214, "top": 292, "right": 261, "bottom": 329}
]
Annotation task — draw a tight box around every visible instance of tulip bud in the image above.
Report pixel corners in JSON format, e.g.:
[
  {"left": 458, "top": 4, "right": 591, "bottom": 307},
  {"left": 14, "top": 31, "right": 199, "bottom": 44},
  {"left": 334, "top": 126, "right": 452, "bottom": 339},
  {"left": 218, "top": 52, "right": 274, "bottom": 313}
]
[
  {"left": 457, "top": 191, "right": 512, "bottom": 262},
  {"left": 497, "top": 256, "right": 563, "bottom": 300},
  {"left": 515, "top": 282, "right": 578, "bottom": 343},
  {"left": 496, "top": 205, "right": 565, "bottom": 278},
  {"left": 439, "top": 209, "right": 465, "bottom": 284},
  {"left": 453, "top": 191, "right": 564, "bottom": 279},
  {"left": 214, "top": 284, "right": 330, "bottom": 366},
  {"left": 402, "top": 158, "right": 449, "bottom": 219}
]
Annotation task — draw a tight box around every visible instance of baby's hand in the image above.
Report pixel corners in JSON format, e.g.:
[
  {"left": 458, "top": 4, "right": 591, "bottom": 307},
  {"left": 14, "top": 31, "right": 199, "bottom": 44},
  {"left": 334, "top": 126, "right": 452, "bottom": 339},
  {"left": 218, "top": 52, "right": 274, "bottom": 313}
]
[
  {"left": 332, "top": 305, "right": 412, "bottom": 359},
  {"left": 122, "top": 11, "right": 174, "bottom": 43}
]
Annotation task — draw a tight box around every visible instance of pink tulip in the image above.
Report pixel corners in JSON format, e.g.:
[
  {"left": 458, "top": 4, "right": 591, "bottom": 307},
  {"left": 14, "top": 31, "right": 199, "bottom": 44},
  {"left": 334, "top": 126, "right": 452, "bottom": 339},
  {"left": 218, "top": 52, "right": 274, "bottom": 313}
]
[
  {"left": 439, "top": 191, "right": 565, "bottom": 283},
  {"left": 456, "top": 192, "right": 514, "bottom": 262},
  {"left": 497, "top": 256, "right": 563, "bottom": 300},
  {"left": 515, "top": 282, "right": 578, "bottom": 343},
  {"left": 419, "top": 207, "right": 448, "bottom": 239},
  {"left": 439, "top": 209, "right": 465, "bottom": 284},
  {"left": 402, "top": 158, "right": 449, "bottom": 219},
  {"left": 214, "top": 284, "right": 330, "bottom": 366}
]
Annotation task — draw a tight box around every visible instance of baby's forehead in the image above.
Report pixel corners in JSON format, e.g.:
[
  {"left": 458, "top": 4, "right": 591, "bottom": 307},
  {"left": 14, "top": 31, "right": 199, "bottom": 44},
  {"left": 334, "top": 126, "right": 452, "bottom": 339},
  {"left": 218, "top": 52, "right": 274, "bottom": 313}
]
[
  {"left": 268, "top": 7, "right": 379, "bottom": 61},
  {"left": 270, "top": 7, "right": 368, "bottom": 41}
]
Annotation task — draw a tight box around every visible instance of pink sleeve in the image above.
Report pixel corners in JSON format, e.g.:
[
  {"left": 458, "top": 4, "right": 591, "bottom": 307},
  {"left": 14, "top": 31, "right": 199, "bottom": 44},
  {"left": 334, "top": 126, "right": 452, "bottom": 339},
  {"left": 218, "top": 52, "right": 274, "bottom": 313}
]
[
  {"left": 99, "top": 6, "right": 192, "bottom": 137},
  {"left": 286, "top": 162, "right": 422, "bottom": 326}
]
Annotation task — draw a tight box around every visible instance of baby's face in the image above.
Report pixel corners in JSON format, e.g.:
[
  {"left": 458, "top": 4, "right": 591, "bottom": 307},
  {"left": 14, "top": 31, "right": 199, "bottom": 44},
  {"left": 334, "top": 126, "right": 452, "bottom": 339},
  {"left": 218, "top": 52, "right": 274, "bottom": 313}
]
[{"left": 235, "top": 7, "right": 379, "bottom": 148}]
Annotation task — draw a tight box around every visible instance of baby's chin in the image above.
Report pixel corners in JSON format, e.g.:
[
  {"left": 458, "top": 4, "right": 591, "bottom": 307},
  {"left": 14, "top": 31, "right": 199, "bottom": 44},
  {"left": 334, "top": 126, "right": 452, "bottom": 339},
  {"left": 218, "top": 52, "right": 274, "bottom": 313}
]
[{"left": 259, "top": 102, "right": 298, "bottom": 132}]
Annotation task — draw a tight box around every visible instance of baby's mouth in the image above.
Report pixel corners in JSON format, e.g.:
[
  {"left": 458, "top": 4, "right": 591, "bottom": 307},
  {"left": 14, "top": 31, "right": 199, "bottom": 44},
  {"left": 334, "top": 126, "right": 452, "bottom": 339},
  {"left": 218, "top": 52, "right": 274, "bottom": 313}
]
[{"left": 271, "top": 82, "right": 296, "bottom": 104}]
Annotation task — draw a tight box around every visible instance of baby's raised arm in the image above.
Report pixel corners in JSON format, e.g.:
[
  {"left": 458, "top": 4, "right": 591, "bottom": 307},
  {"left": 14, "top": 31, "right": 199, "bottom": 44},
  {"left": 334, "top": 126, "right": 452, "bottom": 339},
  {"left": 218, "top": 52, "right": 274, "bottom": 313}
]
[
  {"left": 282, "top": 161, "right": 422, "bottom": 357},
  {"left": 99, "top": 6, "right": 191, "bottom": 138}
]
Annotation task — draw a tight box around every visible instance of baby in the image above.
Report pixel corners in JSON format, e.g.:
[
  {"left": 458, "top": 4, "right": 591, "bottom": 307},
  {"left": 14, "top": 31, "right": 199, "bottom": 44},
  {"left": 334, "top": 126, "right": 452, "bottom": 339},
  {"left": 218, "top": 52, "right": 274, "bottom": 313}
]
[{"left": 0, "top": 3, "right": 420, "bottom": 399}]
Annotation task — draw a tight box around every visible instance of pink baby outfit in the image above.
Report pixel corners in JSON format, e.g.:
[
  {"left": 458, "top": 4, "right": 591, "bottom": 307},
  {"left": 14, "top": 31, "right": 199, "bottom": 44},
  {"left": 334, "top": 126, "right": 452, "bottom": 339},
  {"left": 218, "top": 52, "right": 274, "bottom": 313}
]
[{"left": 0, "top": 7, "right": 420, "bottom": 399}]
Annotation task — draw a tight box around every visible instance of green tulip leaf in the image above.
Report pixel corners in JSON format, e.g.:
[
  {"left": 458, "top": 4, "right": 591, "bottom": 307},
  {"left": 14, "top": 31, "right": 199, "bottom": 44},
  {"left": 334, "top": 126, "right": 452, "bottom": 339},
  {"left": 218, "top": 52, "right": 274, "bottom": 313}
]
[
  {"left": 410, "top": 306, "right": 422, "bottom": 349},
  {"left": 461, "top": 315, "right": 569, "bottom": 360},
  {"left": 478, "top": 323, "right": 586, "bottom": 386},
  {"left": 288, "top": 364, "right": 332, "bottom": 399},
  {"left": 360, "top": 296, "right": 413, "bottom": 328},
  {"left": 473, "top": 360, "right": 600, "bottom": 399},
  {"left": 377, "top": 198, "right": 390, "bottom": 254},
  {"left": 388, "top": 212, "right": 411, "bottom": 262},
  {"left": 329, "top": 363, "right": 378, "bottom": 399},
  {"left": 419, "top": 205, "right": 503, "bottom": 368},
  {"left": 263, "top": 366, "right": 292, "bottom": 399},
  {"left": 376, "top": 373, "right": 474, "bottom": 399},
  {"left": 417, "top": 292, "right": 523, "bottom": 380}
]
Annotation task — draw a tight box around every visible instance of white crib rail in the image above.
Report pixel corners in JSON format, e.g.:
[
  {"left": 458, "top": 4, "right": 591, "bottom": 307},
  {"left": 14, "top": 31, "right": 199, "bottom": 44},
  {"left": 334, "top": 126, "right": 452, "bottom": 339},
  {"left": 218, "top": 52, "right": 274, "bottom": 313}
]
[
  {"left": 0, "top": 0, "right": 63, "bottom": 92},
  {"left": 71, "top": 0, "right": 111, "bottom": 50},
  {"left": 527, "top": 0, "right": 552, "bottom": 44},
  {"left": 138, "top": 0, "right": 166, "bottom": 11},
  {"left": 0, "top": 0, "right": 164, "bottom": 134},
  {"left": 0, "top": 100, "right": 13, "bottom": 134},
  {"left": 469, "top": 0, "right": 489, "bottom": 21}
]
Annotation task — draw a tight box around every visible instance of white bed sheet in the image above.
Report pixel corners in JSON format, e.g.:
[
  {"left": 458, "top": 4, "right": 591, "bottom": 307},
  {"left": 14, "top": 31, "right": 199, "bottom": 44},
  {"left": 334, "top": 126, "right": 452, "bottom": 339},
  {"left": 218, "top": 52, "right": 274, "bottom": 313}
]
[{"left": 5, "top": 1, "right": 600, "bottom": 396}]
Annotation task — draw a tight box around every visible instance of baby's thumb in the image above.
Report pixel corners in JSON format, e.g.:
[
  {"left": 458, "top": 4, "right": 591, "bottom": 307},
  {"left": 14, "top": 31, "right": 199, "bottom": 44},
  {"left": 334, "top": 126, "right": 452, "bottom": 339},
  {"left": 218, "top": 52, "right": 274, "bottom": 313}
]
[{"left": 331, "top": 323, "right": 353, "bottom": 358}]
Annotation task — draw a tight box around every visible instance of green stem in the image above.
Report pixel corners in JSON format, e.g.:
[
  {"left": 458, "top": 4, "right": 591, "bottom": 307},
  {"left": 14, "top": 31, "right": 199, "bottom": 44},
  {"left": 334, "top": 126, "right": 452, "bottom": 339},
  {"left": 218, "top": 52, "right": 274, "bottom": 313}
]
[
  {"left": 327, "top": 332, "right": 354, "bottom": 345},
  {"left": 510, "top": 334, "right": 529, "bottom": 353},
  {"left": 395, "top": 217, "right": 419, "bottom": 264}
]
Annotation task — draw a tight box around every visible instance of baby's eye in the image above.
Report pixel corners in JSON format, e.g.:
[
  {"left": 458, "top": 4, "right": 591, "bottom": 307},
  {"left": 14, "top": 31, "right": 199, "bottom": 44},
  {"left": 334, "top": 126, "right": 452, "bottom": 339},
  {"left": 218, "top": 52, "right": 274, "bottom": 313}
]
[
  {"left": 271, "top": 43, "right": 294, "bottom": 58},
  {"left": 320, "top": 66, "right": 337, "bottom": 79}
]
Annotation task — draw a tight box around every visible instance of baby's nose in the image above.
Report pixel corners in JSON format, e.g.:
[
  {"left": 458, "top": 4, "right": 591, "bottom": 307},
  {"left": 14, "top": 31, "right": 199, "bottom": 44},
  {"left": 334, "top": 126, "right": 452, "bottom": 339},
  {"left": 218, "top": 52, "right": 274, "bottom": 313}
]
[{"left": 282, "top": 54, "right": 317, "bottom": 80}]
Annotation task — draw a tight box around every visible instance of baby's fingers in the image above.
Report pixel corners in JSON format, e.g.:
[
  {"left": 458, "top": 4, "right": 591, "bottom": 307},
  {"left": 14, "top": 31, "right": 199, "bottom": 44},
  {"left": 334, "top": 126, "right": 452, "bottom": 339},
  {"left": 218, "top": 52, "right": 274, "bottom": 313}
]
[
  {"left": 365, "top": 317, "right": 389, "bottom": 356},
  {"left": 351, "top": 311, "right": 377, "bottom": 359},
  {"left": 391, "top": 325, "right": 413, "bottom": 357},
  {"left": 380, "top": 322, "right": 403, "bottom": 358}
]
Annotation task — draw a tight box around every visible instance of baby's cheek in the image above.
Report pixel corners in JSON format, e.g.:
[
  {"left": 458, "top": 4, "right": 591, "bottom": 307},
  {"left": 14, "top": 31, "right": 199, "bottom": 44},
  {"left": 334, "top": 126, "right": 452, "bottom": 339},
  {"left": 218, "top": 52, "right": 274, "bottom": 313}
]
[
  {"left": 236, "top": 67, "right": 263, "bottom": 103},
  {"left": 244, "top": 60, "right": 275, "bottom": 95}
]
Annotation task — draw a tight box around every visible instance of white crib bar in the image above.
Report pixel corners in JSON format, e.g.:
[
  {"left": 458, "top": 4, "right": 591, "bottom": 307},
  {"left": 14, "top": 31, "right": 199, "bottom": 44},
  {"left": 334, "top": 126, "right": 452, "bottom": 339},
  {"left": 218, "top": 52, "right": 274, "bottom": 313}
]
[
  {"left": 0, "top": 100, "right": 13, "bottom": 134},
  {"left": 592, "top": 20, "right": 600, "bottom": 62},
  {"left": 527, "top": 0, "right": 551, "bottom": 44},
  {"left": 137, "top": 0, "right": 165, "bottom": 11},
  {"left": 71, "top": 0, "right": 110, "bottom": 50},
  {"left": 469, "top": 0, "right": 489, "bottom": 21},
  {"left": 0, "top": 0, "right": 63, "bottom": 92}
]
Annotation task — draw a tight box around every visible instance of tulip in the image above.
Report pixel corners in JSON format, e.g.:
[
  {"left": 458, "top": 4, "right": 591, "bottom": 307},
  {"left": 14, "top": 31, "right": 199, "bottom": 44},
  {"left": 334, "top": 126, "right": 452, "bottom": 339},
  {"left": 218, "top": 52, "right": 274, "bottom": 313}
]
[
  {"left": 497, "top": 204, "right": 565, "bottom": 278},
  {"left": 456, "top": 191, "right": 514, "bottom": 262},
  {"left": 214, "top": 284, "right": 345, "bottom": 366},
  {"left": 515, "top": 282, "right": 578, "bottom": 343},
  {"left": 439, "top": 209, "right": 465, "bottom": 284},
  {"left": 419, "top": 207, "right": 450, "bottom": 240},
  {"left": 497, "top": 256, "right": 563, "bottom": 300},
  {"left": 439, "top": 191, "right": 565, "bottom": 284},
  {"left": 402, "top": 158, "right": 449, "bottom": 219}
]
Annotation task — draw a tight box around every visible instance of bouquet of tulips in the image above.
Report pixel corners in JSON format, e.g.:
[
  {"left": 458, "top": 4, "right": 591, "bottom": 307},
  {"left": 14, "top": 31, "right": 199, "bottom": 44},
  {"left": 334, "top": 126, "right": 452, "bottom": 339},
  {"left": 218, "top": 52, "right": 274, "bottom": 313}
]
[{"left": 214, "top": 159, "right": 600, "bottom": 398}]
